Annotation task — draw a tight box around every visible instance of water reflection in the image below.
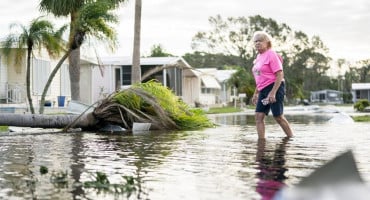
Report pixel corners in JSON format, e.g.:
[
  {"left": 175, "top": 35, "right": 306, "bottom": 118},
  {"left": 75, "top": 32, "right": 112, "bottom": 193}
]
[
  {"left": 209, "top": 113, "right": 332, "bottom": 126},
  {"left": 70, "top": 133, "right": 86, "bottom": 199},
  {"left": 256, "top": 137, "right": 290, "bottom": 200}
]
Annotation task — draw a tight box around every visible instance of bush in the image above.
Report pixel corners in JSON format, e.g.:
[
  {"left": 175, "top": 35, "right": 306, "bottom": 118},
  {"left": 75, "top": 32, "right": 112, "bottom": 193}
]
[{"left": 354, "top": 99, "right": 370, "bottom": 111}]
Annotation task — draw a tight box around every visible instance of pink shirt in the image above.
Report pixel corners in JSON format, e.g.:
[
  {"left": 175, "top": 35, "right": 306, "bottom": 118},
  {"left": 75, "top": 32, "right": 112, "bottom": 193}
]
[{"left": 252, "top": 49, "right": 283, "bottom": 91}]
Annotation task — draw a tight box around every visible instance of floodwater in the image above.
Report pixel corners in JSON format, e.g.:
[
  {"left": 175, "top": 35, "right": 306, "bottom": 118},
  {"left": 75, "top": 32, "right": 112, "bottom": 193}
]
[{"left": 0, "top": 110, "right": 370, "bottom": 200}]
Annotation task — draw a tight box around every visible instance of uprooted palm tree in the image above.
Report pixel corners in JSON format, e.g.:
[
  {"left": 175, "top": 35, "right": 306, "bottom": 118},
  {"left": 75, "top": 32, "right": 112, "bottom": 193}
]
[
  {"left": 0, "top": 81, "right": 214, "bottom": 131},
  {"left": 1, "top": 17, "right": 66, "bottom": 114},
  {"left": 91, "top": 80, "right": 213, "bottom": 130}
]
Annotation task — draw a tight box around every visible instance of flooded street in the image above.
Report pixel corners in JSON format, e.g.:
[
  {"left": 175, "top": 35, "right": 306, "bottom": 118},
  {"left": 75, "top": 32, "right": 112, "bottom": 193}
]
[{"left": 0, "top": 110, "right": 370, "bottom": 199}]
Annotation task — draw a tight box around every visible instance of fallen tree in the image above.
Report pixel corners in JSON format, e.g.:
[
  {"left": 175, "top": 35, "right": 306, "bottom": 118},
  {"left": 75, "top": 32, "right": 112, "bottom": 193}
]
[
  {"left": 0, "top": 113, "right": 95, "bottom": 129},
  {"left": 0, "top": 81, "right": 214, "bottom": 132}
]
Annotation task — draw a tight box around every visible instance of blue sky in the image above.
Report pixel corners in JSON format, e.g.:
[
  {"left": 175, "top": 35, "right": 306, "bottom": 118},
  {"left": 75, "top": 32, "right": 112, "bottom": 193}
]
[{"left": 1, "top": 0, "right": 369, "bottom": 61}]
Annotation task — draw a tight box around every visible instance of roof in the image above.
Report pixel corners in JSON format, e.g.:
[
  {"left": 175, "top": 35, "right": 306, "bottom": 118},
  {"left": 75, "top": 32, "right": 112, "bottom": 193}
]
[
  {"left": 192, "top": 68, "right": 219, "bottom": 77},
  {"left": 352, "top": 83, "right": 370, "bottom": 90},
  {"left": 193, "top": 68, "right": 236, "bottom": 81},
  {"left": 100, "top": 56, "right": 192, "bottom": 68},
  {"left": 216, "top": 70, "right": 237, "bottom": 82},
  {"left": 193, "top": 68, "right": 221, "bottom": 89},
  {"left": 201, "top": 75, "right": 221, "bottom": 89},
  {"left": 81, "top": 55, "right": 99, "bottom": 65},
  {"left": 311, "top": 89, "right": 341, "bottom": 94}
]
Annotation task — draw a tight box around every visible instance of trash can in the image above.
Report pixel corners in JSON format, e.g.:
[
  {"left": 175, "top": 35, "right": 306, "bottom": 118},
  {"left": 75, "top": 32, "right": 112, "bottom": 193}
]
[{"left": 57, "top": 96, "right": 66, "bottom": 107}]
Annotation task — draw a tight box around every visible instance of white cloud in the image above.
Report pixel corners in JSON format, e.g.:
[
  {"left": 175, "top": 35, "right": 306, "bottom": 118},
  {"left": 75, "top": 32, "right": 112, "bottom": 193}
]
[{"left": 1, "top": 0, "right": 369, "bottom": 61}]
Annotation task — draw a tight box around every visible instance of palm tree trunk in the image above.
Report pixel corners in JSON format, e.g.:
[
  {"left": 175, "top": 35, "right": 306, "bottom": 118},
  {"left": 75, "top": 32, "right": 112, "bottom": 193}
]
[
  {"left": 131, "top": 0, "right": 142, "bottom": 84},
  {"left": 0, "top": 112, "right": 97, "bottom": 129},
  {"left": 26, "top": 48, "right": 35, "bottom": 114},
  {"left": 68, "top": 10, "right": 81, "bottom": 101},
  {"left": 69, "top": 48, "right": 81, "bottom": 101}
]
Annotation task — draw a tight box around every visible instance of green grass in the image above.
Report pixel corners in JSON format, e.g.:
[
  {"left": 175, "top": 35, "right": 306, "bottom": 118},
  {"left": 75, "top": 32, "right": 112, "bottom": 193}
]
[
  {"left": 0, "top": 126, "right": 8, "bottom": 132},
  {"left": 206, "top": 106, "right": 243, "bottom": 114},
  {"left": 351, "top": 115, "right": 370, "bottom": 122}
]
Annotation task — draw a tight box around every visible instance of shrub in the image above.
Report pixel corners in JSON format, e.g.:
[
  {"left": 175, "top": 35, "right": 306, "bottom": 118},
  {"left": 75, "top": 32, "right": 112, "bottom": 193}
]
[{"left": 354, "top": 99, "right": 370, "bottom": 112}]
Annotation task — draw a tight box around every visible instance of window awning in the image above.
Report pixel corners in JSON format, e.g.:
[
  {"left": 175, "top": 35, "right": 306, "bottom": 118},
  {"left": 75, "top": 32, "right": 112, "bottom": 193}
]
[{"left": 201, "top": 75, "right": 221, "bottom": 89}]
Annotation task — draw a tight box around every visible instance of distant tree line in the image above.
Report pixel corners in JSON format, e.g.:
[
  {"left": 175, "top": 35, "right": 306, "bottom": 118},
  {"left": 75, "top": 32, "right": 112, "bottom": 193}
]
[{"left": 180, "top": 15, "right": 370, "bottom": 104}]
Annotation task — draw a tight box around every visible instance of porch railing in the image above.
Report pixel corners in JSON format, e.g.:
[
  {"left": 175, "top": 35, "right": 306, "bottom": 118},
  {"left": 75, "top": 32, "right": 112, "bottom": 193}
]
[{"left": 6, "top": 83, "right": 26, "bottom": 104}]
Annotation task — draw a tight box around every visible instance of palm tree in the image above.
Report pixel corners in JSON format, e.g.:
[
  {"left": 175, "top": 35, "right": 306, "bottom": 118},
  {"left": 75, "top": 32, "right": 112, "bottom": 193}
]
[
  {"left": 38, "top": 0, "right": 120, "bottom": 114},
  {"left": 1, "top": 17, "right": 65, "bottom": 114},
  {"left": 131, "top": 0, "right": 142, "bottom": 84},
  {"left": 39, "top": 0, "right": 127, "bottom": 102}
]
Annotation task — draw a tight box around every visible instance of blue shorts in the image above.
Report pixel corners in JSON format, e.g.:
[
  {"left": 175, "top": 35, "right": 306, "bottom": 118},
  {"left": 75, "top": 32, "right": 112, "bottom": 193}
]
[{"left": 255, "top": 82, "right": 286, "bottom": 117}]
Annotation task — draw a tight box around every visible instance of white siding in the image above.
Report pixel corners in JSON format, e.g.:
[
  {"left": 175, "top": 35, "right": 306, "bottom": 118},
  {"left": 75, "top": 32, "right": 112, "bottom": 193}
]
[
  {"left": 60, "top": 64, "right": 71, "bottom": 96},
  {"left": 32, "top": 58, "right": 51, "bottom": 96},
  {"left": 183, "top": 76, "right": 199, "bottom": 106},
  {"left": 82, "top": 65, "right": 113, "bottom": 105},
  {"left": 80, "top": 65, "right": 92, "bottom": 104},
  {"left": 7, "top": 53, "right": 26, "bottom": 103},
  {"left": 0, "top": 56, "right": 8, "bottom": 100},
  {"left": 79, "top": 64, "right": 114, "bottom": 105},
  {"left": 92, "top": 65, "right": 113, "bottom": 103},
  {"left": 199, "top": 93, "right": 217, "bottom": 105}
]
